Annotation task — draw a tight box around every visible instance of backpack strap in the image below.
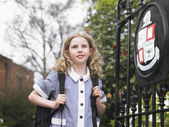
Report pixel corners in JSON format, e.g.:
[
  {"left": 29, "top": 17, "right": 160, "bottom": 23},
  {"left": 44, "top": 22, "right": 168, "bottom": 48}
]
[
  {"left": 58, "top": 72, "right": 65, "bottom": 127},
  {"left": 58, "top": 73, "right": 65, "bottom": 94},
  {"left": 51, "top": 72, "right": 65, "bottom": 116},
  {"left": 91, "top": 75, "right": 98, "bottom": 127}
]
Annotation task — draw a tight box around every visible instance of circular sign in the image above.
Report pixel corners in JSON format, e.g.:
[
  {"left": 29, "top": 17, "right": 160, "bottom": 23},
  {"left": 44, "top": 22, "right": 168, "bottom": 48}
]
[{"left": 134, "top": 1, "right": 169, "bottom": 78}]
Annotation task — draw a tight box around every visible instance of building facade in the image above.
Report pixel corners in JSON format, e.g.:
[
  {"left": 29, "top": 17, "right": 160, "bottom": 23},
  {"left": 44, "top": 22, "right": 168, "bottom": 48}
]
[{"left": 0, "top": 55, "right": 34, "bottom": 91}]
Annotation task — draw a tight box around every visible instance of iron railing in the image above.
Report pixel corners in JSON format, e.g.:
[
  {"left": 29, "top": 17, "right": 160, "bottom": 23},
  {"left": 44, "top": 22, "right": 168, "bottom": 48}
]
[{"left": 115, "top": 0, "right": 169, "bottom": 126}]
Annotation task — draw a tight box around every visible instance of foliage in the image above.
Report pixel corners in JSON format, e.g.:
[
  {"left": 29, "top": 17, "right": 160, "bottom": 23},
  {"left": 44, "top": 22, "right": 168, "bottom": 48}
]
[
  {"left": 84, "top": 0, "right": 169, "bottom": 126},
  {"left": 0, "top": 86, "right": 35, "bottom": 127}
]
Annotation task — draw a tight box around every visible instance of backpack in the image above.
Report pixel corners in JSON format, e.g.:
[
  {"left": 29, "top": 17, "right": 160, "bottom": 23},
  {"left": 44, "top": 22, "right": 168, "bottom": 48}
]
[
  {"left": 35, "top": 73, "right": 65, "bottom": 127},
  {"left": 35, "top": 73, "right": 98, "bottom": 127}
]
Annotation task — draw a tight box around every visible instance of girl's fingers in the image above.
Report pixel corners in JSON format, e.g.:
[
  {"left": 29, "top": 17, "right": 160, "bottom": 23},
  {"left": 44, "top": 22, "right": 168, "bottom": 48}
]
[
  {"left": 92, "top": 86, "right": 102, "bottom": 102},
  {"left": 93, "top": 89, "right": 102, "bottom": 97},
  {"left": 92, "top": 86, "right": 100, "bottom": 91},
  {"left": 57, "top": 94, "right": 66, "bottom": 104},
  {"left": 93, "top": 92, "right": 102, "bottom": 97},
  {"left": 92, "top": 86, "right": 100, "bottom": 93}
]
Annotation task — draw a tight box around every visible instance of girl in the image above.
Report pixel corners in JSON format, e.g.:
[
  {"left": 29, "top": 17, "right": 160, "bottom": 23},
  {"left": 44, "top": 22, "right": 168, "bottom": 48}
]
[{"left": 28, "top": 32, "right": 107, "bottom": 127}]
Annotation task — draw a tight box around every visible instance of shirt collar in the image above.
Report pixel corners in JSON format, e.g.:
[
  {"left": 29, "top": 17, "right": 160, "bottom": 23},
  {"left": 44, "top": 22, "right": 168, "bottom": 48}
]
[{"left": 68, "top": 66, "right": 90, "bottom": 82}]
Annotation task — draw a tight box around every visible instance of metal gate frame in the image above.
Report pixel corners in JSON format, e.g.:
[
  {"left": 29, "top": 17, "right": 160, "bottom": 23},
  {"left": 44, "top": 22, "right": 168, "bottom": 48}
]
[{"left": 115, "top": 0, "right": 169, "bottom": 126}]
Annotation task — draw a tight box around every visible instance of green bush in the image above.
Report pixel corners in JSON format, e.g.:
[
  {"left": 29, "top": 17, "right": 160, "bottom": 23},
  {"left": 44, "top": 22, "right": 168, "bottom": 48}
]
[{"left": 0, "top": 86, "right": 35, "bottom": 127}]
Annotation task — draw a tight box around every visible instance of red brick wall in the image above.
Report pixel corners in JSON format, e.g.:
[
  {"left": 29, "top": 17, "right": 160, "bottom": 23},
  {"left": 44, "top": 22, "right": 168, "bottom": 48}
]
[
  {"left": 0, "top": 61, "right": 6, "bottom": 89},
  {"left": 0, "top": 55, "right": 34, "bottom": 91},
  {"left": 10, "top": 63, "right": 34, "bottom": 90}
]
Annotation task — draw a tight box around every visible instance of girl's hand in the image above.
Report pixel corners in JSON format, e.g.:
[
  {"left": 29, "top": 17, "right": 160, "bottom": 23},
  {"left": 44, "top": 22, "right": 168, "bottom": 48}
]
[
  {"left": 52, "top": 94, "right": 66, "bottom": 109},
  {"left": 92, "top": 86, "right": 102, "bottom": 102}
]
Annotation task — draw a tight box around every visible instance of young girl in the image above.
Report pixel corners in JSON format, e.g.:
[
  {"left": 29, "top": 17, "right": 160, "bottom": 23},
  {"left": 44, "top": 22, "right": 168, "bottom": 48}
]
[{"left": 28, "top": 32, "right": 107, "bottom": 127}]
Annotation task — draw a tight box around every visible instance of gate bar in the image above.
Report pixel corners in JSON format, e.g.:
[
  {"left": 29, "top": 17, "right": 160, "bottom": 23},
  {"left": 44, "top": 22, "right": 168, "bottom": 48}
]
[
  {"left": 126, "top": 1, "right": 132, "bottom": 126},
  {"left": 152, "top": 84, "right": 156, "bottom": 127}
]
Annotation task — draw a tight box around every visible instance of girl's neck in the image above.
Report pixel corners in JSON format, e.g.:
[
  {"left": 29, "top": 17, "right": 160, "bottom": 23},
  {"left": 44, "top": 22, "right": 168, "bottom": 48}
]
[{"left": 73, "top": 64, "right": 87, "bottom": 75}]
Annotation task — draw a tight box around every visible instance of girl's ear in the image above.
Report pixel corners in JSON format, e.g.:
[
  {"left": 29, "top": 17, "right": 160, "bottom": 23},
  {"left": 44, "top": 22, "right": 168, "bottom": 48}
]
[
  {"left": 89, "top": 48, "right": 93, "bottom": 56},
  {"left": 65, "top": 49, "right": 69, "bottom": 55}
]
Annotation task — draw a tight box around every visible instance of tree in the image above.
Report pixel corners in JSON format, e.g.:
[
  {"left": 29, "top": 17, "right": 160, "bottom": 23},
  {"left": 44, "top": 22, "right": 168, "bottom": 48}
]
[{"left": 5, "top": 0, "right": 78, "bottom": 79}]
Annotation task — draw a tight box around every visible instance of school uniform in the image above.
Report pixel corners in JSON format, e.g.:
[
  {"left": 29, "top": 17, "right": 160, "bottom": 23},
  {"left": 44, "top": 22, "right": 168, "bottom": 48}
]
[{"left": 33, "top": 67, "right": 107, "bottom": 127}]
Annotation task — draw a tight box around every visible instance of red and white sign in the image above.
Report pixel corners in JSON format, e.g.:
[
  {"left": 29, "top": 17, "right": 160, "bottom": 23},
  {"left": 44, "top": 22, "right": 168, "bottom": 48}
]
[{"left": 137, "top": 22, "right": 159, "bottom": 71}]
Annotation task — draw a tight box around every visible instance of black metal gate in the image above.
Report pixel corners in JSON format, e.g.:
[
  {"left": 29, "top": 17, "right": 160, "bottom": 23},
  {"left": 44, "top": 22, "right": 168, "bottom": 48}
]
[{"left": 115, "top": 0, "right": 169, "bottom": 126}]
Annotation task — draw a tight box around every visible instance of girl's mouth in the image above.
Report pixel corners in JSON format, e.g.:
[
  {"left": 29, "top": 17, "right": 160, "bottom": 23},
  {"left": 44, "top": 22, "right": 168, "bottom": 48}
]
[{"left": 77, "top": 55, "right": 85, "bottom": 59}]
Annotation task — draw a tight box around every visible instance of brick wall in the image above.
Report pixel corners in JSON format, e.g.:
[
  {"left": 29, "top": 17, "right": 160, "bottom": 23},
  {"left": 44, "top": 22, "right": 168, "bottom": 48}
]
[
  {"left": 0, "top": 60, "right": 6, "bottom": 89},
  {"left": 0, "top": 55, "right": 34, "bottom": 91}
]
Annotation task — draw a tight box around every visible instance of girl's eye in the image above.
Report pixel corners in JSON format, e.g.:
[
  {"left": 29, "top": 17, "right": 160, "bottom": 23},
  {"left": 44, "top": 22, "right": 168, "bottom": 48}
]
[
  {"left": 82, "top": 45, "right": 87, "bottom": 48},
  {"left": 72, "top": 45, "right": 78, "bottom": 48}
]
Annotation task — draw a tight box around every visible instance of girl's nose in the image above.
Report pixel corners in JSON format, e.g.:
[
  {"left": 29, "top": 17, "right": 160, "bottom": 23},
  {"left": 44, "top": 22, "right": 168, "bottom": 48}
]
[{"left": 78, "top": 47, "right": 82, "bottom": 52}]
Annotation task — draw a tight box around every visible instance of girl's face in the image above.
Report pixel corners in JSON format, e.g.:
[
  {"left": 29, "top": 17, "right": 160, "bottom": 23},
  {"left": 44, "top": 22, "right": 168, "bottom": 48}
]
[{"left": 68, "top": 36, "right": 92, "bottom": 66}]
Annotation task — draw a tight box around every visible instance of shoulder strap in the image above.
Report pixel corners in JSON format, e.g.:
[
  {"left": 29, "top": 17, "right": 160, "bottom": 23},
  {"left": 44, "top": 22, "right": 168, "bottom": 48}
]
[
  {"left": 91, "top": 75, "right": 98, "bottom": 127},
  {"left": 51, "top": 72, "right": 65, "bottom": 116},
  {"left": 58, "top": 73, "right": 65, "bottom": 94},
  {"left": 91, "top": 75, "right": 98, "bottom": 87}
]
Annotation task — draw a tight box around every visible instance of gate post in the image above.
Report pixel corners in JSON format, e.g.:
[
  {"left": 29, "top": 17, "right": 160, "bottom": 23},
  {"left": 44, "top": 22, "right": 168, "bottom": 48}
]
[{"left": 115, "top": 0, "right": 123, "bottom": 126}]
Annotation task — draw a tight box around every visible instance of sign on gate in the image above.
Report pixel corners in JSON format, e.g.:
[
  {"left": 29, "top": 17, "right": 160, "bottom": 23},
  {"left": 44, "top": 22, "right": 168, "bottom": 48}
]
[{"left": 134, "top": 0, "right": 169, "bottom": 85}]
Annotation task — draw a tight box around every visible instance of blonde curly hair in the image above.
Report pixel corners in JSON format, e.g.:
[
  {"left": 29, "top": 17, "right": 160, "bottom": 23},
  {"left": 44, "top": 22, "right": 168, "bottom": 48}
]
[{"left": 53, "top": 32, "right": 103, "bottom": 79}]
